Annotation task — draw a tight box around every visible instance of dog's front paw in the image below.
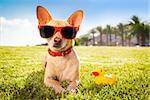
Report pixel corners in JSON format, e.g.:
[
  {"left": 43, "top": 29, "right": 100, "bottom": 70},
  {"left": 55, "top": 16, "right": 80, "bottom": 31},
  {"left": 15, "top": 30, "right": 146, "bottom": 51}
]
[
  {"left": 55, "top": 87, "right": 66, "bottom": 95},
  {"left": 67, "top": 80, "right": 79, "bottom": 93},
  {"left": 67, "top": 85, "right": 77, "bottom": 93}
]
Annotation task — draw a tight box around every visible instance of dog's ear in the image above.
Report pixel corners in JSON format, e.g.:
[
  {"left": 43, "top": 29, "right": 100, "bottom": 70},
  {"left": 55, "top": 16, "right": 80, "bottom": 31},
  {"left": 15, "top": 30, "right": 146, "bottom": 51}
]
[
  {"left": 67, "top": 10, "right": 83, "bottom": 26},
  {"left": 36, "top": 6, "right": 52, "bottom": 24}
]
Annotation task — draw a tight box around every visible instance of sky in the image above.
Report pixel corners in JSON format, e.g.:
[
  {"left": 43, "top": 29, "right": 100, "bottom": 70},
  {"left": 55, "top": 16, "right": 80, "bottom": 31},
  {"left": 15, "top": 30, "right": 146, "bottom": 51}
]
[{"left": 0, "top": 0, "right": 149, "bottom": 46}]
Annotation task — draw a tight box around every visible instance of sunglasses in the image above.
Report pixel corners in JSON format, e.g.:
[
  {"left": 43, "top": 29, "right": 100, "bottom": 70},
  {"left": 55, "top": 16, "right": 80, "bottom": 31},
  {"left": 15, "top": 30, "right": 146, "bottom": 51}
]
[{"left": 38, "top": 25, "right": 79, "bottom": 39}]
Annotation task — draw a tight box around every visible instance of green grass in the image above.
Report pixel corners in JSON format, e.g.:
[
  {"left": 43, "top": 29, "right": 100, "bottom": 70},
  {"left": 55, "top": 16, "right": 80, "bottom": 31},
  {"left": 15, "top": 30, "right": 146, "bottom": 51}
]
[{"left": 0, "top": 46, "right": 150, "bottom": 100}]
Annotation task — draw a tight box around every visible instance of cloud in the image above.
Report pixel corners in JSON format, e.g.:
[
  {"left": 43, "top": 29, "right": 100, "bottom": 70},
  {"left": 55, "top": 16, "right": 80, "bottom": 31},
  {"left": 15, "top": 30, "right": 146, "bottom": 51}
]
[
  {"left": 0, "top": 17, "right": 45, "bottom": 46},
  {"left": 0, "top": 16, "right": 92, "bottom": 46},
  {"left": 0, "top": 16, "right": 93, "bottom": 46}
]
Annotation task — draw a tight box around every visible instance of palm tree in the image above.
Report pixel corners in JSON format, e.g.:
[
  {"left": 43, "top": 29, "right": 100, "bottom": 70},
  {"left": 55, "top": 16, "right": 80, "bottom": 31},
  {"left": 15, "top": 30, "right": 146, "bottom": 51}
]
[
  {"left": 125, "top": 25, "right": 133, "bottom": 46},
  {"left": 96, "top": 26, "right": 103, "bottom": 45},
  {"left": 129, "top": 16, "right": 141, "bottom": 45},
  {"left": 112, "top": 27, "right": 119, "bottom": 46},
  {"left": 118, "top": 23, "right": 124, "bottom": 46},
  {"left": 140, "top": 23, "right": 149, "bottom": 45},
  {"left": 123, "top": 24, "right": 131, "bottom": 46},
  {"left": 129, "top": 16, "right": 150, "bottom": 46},
  {"left": 127, "top": 33, "right": 132, "bottom": 46},
  {"left": 103, "top": 28, "right": 108, "bottom": 46},
  {"left": 106, "top": 25, "right": 112, "bottom": 45},
  {"left": 90, "top": 28, "right": 97, "bottom": 46}
]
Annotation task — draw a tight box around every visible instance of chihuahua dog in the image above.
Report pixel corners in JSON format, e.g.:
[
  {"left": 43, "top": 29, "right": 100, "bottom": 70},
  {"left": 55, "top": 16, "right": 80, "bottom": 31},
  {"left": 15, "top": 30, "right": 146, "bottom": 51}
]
[{"left": 36, "top": 6, "right": 83, "bottom": 94}]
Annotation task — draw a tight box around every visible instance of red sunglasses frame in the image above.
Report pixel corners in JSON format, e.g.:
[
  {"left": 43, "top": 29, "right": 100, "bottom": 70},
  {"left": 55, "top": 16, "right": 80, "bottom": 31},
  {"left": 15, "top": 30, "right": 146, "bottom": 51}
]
[{"left": 38, "top": 25, "right": 79, "bottom": 39}]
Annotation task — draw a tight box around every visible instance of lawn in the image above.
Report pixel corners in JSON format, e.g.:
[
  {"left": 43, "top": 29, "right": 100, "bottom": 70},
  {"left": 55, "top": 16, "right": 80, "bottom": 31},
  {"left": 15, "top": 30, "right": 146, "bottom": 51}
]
[{"left": 0, "top": 46, "right": 150, "bottom": 100}]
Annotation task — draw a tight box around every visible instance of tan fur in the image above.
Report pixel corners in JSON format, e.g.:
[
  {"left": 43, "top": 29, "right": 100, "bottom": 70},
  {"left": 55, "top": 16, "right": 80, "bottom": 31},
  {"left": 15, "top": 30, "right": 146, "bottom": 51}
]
[{"left": 36, "top": 6, "right": 83, "bottom": 94}]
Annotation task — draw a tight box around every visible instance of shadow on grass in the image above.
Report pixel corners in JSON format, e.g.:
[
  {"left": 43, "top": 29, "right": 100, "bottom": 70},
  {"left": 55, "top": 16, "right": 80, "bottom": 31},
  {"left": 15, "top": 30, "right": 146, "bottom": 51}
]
[{"left": 12, "top": 70, "right": 57, "bottom": 100}]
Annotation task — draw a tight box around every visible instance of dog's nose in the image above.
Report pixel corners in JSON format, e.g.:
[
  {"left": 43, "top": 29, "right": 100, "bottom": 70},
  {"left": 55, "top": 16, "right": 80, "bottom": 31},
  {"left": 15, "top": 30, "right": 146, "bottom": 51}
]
[{"left": 54, "top": 37, "right": 62, "bottom": 44}]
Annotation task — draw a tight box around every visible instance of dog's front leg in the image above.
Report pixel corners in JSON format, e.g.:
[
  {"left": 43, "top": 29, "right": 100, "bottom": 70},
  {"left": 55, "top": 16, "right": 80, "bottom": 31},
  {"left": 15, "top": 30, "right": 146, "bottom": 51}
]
[
  {"left": 44, "top": 76, "right": 65, "bottom": 95},
  {"left": 42, "top": 54, "right": 47, "bottom": 69}
]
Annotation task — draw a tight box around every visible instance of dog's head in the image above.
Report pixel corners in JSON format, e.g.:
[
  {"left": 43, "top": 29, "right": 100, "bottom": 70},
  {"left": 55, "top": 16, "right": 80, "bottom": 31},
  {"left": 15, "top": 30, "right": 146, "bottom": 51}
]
[{"left": 36, "top": 6, "right": 83, "bottom": 52}]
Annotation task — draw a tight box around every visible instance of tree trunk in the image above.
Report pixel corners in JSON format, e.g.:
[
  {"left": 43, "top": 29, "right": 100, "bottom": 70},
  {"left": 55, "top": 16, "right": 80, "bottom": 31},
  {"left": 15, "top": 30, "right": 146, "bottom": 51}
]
[
  {"left": 92, "top": 33, "right": 95, "bottom": 46},
  {"left": 99, "top": 32, "right": 103, "bottom": 45},
  {"left": 106, "top": 32, "right": 109, "bottom": 46},
  {"left": 109, "top": 32, "right": 112, "bottom": 46},
  {"left": 108, "top": 26, "right": 111, "bottom": 46},
  {"left": 128, "top": 37, "right": 131, "bottom": 46},
  {"left": 136, "top": 35, "right": 140, "bottom": 45},
  {"left": 141, "top": 33, "right": 145, "bottom": 46},
  {"left": 114, "top": 32, "right": 117, "bottom": 46},
  {"left": 86, "top": 41, "right": 88, "bottom": 46},
  {"left": 125, "top": 32, "right": 127, "bottom": 46},
  {"left": 121, "top": 32, "right": 124, "bottom": 46}
]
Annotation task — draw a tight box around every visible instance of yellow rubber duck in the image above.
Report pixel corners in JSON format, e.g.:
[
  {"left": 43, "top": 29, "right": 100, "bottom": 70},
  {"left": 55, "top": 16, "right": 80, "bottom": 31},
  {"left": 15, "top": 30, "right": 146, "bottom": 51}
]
[{"left": 92, "top": 68, "right": 116, "bottom": 85}]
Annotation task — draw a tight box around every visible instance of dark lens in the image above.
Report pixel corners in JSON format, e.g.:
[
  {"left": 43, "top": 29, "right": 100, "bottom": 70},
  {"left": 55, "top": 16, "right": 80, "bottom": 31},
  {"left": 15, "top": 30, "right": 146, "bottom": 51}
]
[
  {"left": 39, "top": 26, "right": 55, "bottom": 38},
  {"left": 61, "top": 27, "right": 77, "bottom": 39}
]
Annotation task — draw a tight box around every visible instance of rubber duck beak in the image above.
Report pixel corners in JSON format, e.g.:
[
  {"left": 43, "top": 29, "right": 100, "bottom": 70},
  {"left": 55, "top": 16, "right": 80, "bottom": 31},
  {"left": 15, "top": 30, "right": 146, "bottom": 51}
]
[{"left": 92, "top": 72, "right": 99, "bottom": 76}]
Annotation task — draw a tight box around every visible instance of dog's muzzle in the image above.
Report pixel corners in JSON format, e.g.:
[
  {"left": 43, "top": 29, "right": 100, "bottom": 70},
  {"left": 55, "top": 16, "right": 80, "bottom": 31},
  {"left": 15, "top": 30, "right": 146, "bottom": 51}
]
[{"left": 53, "top": 37, "right": 62, "bottom": 48}]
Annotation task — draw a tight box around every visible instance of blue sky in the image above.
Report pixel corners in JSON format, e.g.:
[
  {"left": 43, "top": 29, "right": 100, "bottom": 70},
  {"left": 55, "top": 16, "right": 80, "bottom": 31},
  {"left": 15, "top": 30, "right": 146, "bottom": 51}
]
[{"left": 0, "top": 0, "right": 149, "bottom": 46}]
